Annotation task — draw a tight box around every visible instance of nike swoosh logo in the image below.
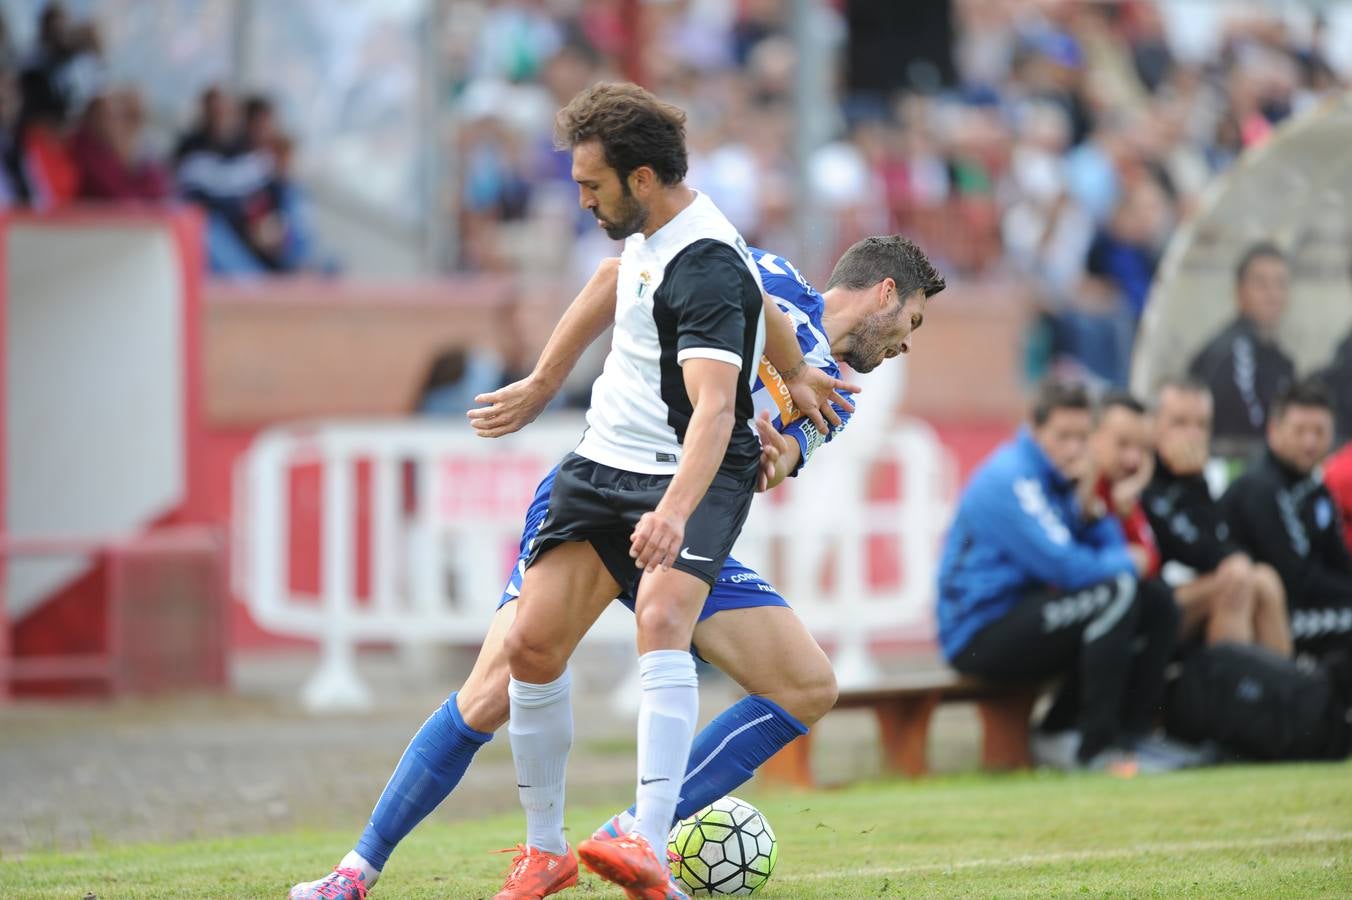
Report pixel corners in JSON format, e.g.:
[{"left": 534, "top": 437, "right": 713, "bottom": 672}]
[
  {"left": 679, "top": 547, "right": 713, "bottom": 562},
  {"left": 640, "top": 776, "right": 670, "bottom": 785}
]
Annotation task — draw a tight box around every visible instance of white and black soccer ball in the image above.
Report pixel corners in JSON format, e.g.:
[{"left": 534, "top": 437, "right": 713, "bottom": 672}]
[{"left": 668, "top": 795, "right": 778, "bottom": 895}]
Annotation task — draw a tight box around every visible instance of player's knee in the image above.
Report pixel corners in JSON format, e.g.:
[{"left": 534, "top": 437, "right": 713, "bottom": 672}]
[
  {"left": 503, "top": 623, "right": 567, "bottom": 682},
  {"left": 635, "top": 601, "right": 695, "bottom": 649},
  {"left": 788, "top": 672, "right": 838, "bottom": 726},
  {"left": 1252, "top": 564, "right": 1288, "bottom": 610},
  {"left": 1214, "top": 583, "right": 1257, "bottom": 619}
]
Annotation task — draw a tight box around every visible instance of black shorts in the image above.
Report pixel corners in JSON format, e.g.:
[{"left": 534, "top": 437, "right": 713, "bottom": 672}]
[{"left": 524, "top": 452, "right": 757, "bottom": 597}]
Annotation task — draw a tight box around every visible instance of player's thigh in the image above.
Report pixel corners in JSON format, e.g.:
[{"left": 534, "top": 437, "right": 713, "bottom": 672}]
[
  {"left": 694, "top": 606, "right": 838, "bottom": 724},
  {"left": 951, "top": 580, "right": 1132, "bottom": 679},
  {"left": 512, "top": 539, "right": 620, "bottom": 659},
  {"left": 633, "top": 566, "right": 712, "bottom": 653},
  {"left": 457, "top": 602, "right": 516, "bottom": 733},
  {"left": 1251, "top": 563, "right": 1288, "bottom": 611},
  {"left": 1173, "top": 573, "right": 1224, "bottom": 636}
]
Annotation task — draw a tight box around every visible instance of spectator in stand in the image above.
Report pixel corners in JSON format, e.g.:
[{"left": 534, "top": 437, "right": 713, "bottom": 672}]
[
  {"left": 1143, "top": 376, "right": 1291, "bottom": 655},
  {"left": 18, "top": 3, "right": 102, "bottom": 127},
  {"left": 1063, "top": 180, "right": 1170, "bottom": 386},
  {"left": 0, "top": 72, "right": 22, "bottom": 206},
  {"left": 1187, "top": 242, "right": 1296, "bottom": 446},
  {"left": 68, "top": 89, "right": 170, "bottom": 201},
  {"left": 937, "top": 380, "right": 1181, "bottom": 774},
  {"left": 175, "top": 86, "right": 282, "bottom": 276},
  {"left": 1326, "top": 441, "right": 1352, "bottom": 550},
  {"left": 1220, "top": 379, "right": 1352, "bottom": 660},
  {"left": 413, "top": 345, "right": 501, "bottom": 420},
  {"left": 241, "top": 95, "right": 329, "bottom": 273}
]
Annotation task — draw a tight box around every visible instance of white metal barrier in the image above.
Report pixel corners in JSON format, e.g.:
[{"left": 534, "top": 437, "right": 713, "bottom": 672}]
[{"left": 233, "top": 414, "right": 959, "bottom": 711}]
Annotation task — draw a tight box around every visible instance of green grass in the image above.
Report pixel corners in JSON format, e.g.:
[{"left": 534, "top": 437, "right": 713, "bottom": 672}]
[{"left": 3, "top": 764, "right": 1350, "bottom": 898}]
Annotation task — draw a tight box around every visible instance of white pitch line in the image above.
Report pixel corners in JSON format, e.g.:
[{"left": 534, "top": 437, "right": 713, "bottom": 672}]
[{"left": 779, "top": 830, "right": 1352, "bottom": 882}]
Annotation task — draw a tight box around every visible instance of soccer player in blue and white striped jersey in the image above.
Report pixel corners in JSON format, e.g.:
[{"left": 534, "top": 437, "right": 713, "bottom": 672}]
[{"left": 289, "top": 236, "right": 944, "bottom": 900}]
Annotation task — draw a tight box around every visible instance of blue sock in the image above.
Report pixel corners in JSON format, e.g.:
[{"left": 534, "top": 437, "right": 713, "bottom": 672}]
[
  {"left": 354, "top": 692, "right": 493, "bottom": 871},
  {"left": 671, "top": 695, "right": 808, "bottom": 824}
]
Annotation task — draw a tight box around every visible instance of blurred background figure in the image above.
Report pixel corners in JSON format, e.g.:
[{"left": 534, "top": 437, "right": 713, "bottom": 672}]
[
  {"left": 68, "top": 89, "right": 169, "bottom": 201},
  {"left": 1144, "top": 377, "right": 1291, "bottom": 656},
  {"left": 1187, "top": 242, "right": 1295, "bottom": 447},
  {"left": 1220, "top": 379, "right": 1351, "bottom": 663}
]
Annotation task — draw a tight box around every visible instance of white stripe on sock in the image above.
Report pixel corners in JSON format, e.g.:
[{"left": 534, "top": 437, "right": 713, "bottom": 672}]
[{"left": 681, "top": 713, "right": 774, "bottom": 785}]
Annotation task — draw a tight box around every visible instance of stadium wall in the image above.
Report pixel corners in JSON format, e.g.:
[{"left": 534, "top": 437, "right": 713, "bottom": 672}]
[{"left": 1, "top": 209, "right": 210, "bottom": 694}]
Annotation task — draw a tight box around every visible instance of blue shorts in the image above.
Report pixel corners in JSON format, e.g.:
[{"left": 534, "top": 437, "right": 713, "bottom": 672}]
[{"left": 498, "top": 465, "right": 790, "bottom": 620}]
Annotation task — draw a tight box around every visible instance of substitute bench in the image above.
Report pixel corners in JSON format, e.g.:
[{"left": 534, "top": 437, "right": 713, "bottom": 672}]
[{"left": 759, "top": 669, "right": 1040, "bottom": 786}]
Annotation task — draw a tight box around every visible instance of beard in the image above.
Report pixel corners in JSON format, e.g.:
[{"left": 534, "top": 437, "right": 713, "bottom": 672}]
[
  {"left": 596, "top": 190, "right": 648, "bottom": 240},
  {"left": 840, "top": 308, "right": 898, "bottom": 373}
]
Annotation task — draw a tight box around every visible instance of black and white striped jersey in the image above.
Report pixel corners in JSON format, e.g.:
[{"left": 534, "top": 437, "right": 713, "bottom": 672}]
[{"left": 575, "top": 191, "right": 766, "bottom": 475}]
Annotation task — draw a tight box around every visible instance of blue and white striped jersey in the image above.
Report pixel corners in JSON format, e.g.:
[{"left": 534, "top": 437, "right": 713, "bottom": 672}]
[{"left": 748, "top": 247, "right": 853, "bottom": 475}]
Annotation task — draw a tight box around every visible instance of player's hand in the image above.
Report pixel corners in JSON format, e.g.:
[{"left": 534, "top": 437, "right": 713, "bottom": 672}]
[
  {"left": 467, "top": 375, "right": 556, "bottom": 438},
  {"left": 1110, "top": 454, "right": 1154, "bottom": 515},
  {"left": 1160, "top": 432, "right": 1208, "bottom": 476},
  {"left": 754, "top": 410, "right": 791, "bottom": 492},
  {"left": 630, "top": 506, "right": 686, "bottom": 573},
  {"left": 783, "top": 364, "right": 859, "bottom": 433},
  {"left": 1127, "top": 544, "right": 1152, "bottom": 577}
]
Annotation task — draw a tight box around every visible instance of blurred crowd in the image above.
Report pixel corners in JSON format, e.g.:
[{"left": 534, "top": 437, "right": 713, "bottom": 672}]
[
  {"left": 0, "top": 2, "right": 327, "bottom": 276},
  {"left": 441, "top": 0, "right": 1347, "bottom": 386},
  {"left": 2, "top": 0, "right": 1349, "bottom": 384}
]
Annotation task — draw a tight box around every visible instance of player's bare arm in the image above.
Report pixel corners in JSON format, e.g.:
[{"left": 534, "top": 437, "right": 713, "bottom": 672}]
[
  {"left": 761, "top": 292, "right": 859, "bottom": 431},
  {"left": 630, "top": 357, "right": 739, "bottom": 573},
  {"left": 468, "top": 256, "right": 620, "bottom": 437},
  {"left": 753, "top": 410, "right": 800, "bottom": 493}
]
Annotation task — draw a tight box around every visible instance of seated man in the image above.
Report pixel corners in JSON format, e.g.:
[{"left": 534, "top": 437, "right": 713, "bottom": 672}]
[
  {"left": 1187, "top": 241, "right": 1296, "bottom": 445},
  {"left": 1142, "top": 376, "right": 1291, "bottom": 655},
  {"left": 1086, "top": 391, "right": 1159, "bottom": 581},
  {"left": 937, "top": 380, "right": 1179, "bottom": 773},
  {"left": 1326, "top": 441, "right": 1352, "bottom": 549},
  {"left": 1220, "top": 378, "right": 1352, "bottom": 660}
]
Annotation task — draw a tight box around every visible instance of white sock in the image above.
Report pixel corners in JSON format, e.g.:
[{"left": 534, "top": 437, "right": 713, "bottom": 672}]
[
  {"left": 338, "top": 850, "right": 379, "bottom": 886},
  {"left": 633, "top": 650, "right": 699, "bottom": 856},
  {"left": 508, "top": 669, "right": 573, "bottom": 855}
]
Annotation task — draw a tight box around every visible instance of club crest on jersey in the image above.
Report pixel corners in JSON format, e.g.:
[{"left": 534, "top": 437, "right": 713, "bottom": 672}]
[{"left": 637, "top": 270, "right": 652, "bottom": 298}]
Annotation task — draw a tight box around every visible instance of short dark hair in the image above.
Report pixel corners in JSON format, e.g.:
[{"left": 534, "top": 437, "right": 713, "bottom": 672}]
[
  {"left": 1270, "top": 377, "right": 1334, "bottom": 421},
  {"left": 1235, "top": 240, "right": 1286, "bottom": 284},
  {"left": 1153, "top": 374, "right": 1212, "bottom": 409},
  {"left": 1032, "top": 379, "right": 1092, "bottom": 427},
  {"left": 554, "top": 82, "right": 688, "bottom": 186},
  {"left": 1098, "top": 389, "right": 1146, "bottom": 421},
  {"left": 243, "top": 94, "right": 273, "bottom": 124},
  {"left": 824, "top": 235, "right": 946, "bottom": 299}
]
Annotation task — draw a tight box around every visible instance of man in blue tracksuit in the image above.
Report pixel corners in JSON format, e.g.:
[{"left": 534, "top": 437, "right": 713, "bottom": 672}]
[{"left": 937, "top": 380, "right": 1179, "bottom": 771}]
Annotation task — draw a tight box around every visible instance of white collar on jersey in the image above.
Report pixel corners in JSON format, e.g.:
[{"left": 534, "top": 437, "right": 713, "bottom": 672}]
[{"left": 638, "top": 189, "right": 712, "bottom": 257}]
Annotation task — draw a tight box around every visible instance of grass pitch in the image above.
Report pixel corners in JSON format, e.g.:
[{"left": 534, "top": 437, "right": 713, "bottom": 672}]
[{"left": 3, "top": 763, "right": 1349, "bottom": 898}]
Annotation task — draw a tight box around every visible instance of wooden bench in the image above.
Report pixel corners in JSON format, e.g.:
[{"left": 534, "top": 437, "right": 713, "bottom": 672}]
[{"left": 759, "top": 670, "right": 1040, "bottom": 787}]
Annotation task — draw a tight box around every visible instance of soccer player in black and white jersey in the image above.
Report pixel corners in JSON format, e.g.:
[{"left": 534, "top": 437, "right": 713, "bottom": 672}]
[{"left": 491, "top": 83, "right": 805, "bottom": 900}]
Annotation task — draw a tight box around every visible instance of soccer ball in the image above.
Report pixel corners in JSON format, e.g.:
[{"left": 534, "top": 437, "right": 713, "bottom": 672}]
[{"left": 668, "top": 795, "right": 778, "bottom": 895}]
